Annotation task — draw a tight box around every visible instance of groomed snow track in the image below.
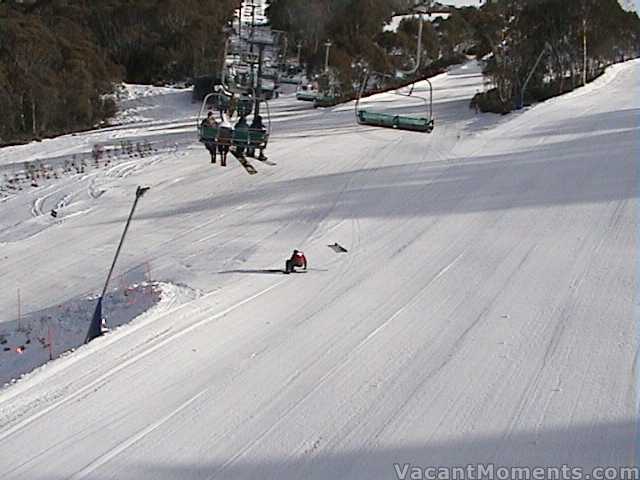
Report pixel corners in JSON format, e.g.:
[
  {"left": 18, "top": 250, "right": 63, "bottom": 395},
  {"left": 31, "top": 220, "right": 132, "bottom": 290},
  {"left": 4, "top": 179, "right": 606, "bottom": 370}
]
[{"left": 0, "top": 60, "right": 637, "bottom": 479}]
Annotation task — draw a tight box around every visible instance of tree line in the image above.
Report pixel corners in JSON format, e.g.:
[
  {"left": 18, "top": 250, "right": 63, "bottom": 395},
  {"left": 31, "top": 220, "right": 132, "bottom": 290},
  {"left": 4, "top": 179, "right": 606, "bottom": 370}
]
[
  {"left": 265, "top": 0, "right": 471, "bottom": 93},
  {"left": 1, "top": 0, "right": 638, "bottom": 145},
  {"left": 0, "top": 0, "right": 238, "bottom": 145},
  {"left": 266, "top": 0, "right": 640, "bottom": 111},
  {"left": 468, "top": 0, "right": 640, "bottom": 112}
]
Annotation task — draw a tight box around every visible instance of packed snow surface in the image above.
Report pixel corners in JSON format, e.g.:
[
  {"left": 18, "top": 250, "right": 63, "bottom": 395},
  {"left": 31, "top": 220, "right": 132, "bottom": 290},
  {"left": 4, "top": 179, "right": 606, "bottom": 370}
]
[{"left": 0, "top": 60, "right": 637, "bottom": 478}]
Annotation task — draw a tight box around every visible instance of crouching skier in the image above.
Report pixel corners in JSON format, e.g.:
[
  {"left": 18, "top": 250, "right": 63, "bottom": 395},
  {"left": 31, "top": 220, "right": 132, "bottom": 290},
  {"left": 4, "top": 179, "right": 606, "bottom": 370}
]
[{"left": 285, "top": 249, "right": 307, "bottom": 274}]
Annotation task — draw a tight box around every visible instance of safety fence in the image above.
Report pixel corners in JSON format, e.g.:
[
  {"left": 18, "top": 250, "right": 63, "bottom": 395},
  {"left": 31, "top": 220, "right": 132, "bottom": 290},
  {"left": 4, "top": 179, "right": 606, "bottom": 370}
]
[{"left": 0, "top": 261, "right": 160, "bottom": 386}]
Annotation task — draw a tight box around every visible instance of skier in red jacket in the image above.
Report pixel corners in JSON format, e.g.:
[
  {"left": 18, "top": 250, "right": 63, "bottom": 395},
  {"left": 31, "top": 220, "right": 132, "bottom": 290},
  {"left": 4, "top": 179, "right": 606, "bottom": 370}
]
[{"left": 285, "top": 249, "right": 307, "bottom": 273}]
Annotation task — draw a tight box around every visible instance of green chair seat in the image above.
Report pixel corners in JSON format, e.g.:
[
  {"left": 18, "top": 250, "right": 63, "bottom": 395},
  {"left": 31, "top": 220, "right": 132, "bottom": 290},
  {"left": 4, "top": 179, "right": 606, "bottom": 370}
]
[
  {"left": 231, "top": 128, "right": 268, "bottom": 147},
  {"left": 296, "top": 92, "right": 317, "bottom": 101},
  {"left": 396, "top": 116, "right": 430, "bottom": 132},
  {"left": 314, "top": 95, "right": 338, "bottom": 108},
  {"left": 358, "top": 111, "right": 434, "bottom": 132},
  {"left": 215, "top": 127, "right": 233, "bottom": 146},
  {"left": 358, "top": 111, "right": 396, "bottom": 128},
  {"left": 232, "top": 128, "right": 250, "bottom": 145},
  {"left": 248, "top": 129, "right": 268, "bottom": 146},
  {"left": 199, "top": 125, "right": 219, "bottom": 141}
]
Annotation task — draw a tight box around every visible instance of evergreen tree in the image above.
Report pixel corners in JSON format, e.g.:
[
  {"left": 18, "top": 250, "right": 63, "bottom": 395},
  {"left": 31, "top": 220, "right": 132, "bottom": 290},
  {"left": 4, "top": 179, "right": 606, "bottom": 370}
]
[{"left": 0, "top": 0, "right": 239, "bottom": 144}]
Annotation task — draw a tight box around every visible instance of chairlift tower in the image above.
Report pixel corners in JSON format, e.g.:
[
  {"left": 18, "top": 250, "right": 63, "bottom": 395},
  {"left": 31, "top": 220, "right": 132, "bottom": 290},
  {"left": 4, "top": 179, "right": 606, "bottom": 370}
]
[{"left": 248, "top": 39, "right": 272, "bottom": 116}]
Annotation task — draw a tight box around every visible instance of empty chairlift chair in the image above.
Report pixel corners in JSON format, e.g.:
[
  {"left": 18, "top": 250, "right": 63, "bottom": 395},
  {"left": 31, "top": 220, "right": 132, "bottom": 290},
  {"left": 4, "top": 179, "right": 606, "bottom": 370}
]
[
  {"left": 355, "top": 75, "right": 434, "bottom": 134},
  {"left": 354, "top": 9, "right": 434, "bottom": 133}
]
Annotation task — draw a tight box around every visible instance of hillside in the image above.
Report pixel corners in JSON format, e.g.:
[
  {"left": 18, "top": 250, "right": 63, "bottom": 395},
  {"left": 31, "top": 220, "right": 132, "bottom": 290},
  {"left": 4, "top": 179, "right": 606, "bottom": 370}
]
[{"left": 0, "top": 57, "right": 637, "bottom": 477}]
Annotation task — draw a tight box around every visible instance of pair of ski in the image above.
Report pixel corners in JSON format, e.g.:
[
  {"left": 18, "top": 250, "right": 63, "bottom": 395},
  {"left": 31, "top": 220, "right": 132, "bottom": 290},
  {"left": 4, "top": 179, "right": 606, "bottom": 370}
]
[{"left": 231, "top": 150, "right": 275, "bottom": 175}]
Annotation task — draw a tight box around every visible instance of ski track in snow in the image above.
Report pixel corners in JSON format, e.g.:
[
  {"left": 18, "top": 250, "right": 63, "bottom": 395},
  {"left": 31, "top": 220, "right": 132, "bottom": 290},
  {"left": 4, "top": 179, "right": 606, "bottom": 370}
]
[
  {"left": 0, "top": 281, "right": 284, "bottom": 442},
  {"left": 0, "top": 60, "right": 637, "bottom": 479},
  {"left": 68, "top": 388, "right": 209, "bottom": 480}
]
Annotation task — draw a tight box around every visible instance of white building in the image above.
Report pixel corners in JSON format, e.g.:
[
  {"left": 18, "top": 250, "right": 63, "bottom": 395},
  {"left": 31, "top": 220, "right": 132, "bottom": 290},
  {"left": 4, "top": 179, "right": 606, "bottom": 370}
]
[{"left": 238, "top": 0, "right": 269, "bottom": 26}]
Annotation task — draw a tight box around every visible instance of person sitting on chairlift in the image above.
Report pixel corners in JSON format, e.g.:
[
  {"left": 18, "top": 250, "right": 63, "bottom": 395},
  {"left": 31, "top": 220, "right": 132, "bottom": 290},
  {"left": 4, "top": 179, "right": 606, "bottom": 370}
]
[
  {"left": 249, "top": 114, "right": 266, "bottom": 159},
  {"left": 234, "top": 116, "right": 249, "bottom": 156},
  {"left": 217, "top": 113, "right": 233, "bottom": 166},
  {"left": 207, "top": 111, "right": 218, "bottom": 126},
  {"left": 250, "top": 114, "right": 265, "bottom": 131},
  {"left": 202, "top": 111, "right": 218, "bottom": 164}
]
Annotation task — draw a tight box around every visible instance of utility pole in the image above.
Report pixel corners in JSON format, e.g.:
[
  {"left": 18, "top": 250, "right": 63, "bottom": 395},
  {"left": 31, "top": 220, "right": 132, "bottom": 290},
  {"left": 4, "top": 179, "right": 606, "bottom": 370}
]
[
  {"left": 582, "top": 17, "right": 587, "bottom": 86},
  {"left": 297, "top": 42, "right": 302, "bottom": 66},
  {"left": 281, "top": 34, "right": 289, "bottom": 74},
  {"left": 221, "top": 36, "right": 230, "bottom": 85},
  {"left": 271, "top": 29, "right": 288, "bottom": 74},
  {"left": 249, "top": 3, "right": 257, "bottom": 52},
  {"left": 580, "top": 0, "right": 588, "bottom": 86},
  {"left": 248, "top": 40, "right": 269, "bottom": 116},
  {"left": 324, "top": 40, "right": 332, "bottom": 73},
  {"left": 243, "top": 2, "right": 258, "bottom": 87},
  {"left": 255, "top": 42, "right": 266, "bottom": 117}
]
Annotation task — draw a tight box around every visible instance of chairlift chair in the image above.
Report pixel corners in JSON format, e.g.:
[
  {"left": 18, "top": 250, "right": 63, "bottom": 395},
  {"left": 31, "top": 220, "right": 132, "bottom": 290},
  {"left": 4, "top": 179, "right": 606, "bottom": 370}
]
[
  {"left": 355, "top": 74, "right": 434, "bottom": 132},
  {"left": 296, "top": 82, "right": 319, "bottom": 102},
  {"left": 313, "top": 85, "right": 340, "bottom": 108},
  {"left": 197, "top": 88, "right": 271, "bottom": 163},
  {"left": 354, "top": 11, "right": 435, "bottom": 133}
]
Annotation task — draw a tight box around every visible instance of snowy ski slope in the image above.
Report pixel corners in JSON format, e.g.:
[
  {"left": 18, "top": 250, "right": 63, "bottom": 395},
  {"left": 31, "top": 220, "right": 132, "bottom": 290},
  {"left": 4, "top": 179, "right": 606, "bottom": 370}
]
[{"left": 0, "top": 60, "right": 637, "bottom": 478}]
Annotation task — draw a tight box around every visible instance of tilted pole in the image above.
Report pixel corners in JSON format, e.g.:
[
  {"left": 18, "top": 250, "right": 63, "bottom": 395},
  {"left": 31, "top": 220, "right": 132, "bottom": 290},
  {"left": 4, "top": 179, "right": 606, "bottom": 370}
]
[
  {"left": 86, "top": 186, "right": 150, "bottom": 343},
  {"left": 519, "top": 42, "right": 551, "bottom": 109},
  {"left": 397, "top": 12, "right": 424, "bottom": 76}
]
